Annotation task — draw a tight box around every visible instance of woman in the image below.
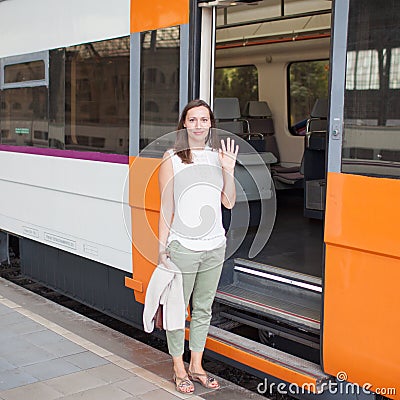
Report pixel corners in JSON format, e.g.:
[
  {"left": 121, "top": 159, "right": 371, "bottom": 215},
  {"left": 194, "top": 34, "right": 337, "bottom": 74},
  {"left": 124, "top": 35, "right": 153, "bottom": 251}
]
[{"left": 158, "top": 99, "right": 238, "bottom": 394}]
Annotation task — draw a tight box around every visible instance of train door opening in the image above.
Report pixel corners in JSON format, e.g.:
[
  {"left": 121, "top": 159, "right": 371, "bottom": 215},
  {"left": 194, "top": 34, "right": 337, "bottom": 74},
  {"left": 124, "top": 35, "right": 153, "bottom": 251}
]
[{"left": 202, "top": 0, "right": 332, "bottom": 363}]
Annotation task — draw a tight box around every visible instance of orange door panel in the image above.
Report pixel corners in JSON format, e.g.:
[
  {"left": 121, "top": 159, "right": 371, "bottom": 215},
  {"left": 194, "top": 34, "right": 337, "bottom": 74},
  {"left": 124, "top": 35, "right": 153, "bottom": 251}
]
[
  {"left": 323, "top": 172, "right": 400, "bottom": 397},
  {"left": 125, "top": 156, "right": 162, "bottom": 303},
  {"left": 131, "top": 0, "right": 189, "bottom": 33}
]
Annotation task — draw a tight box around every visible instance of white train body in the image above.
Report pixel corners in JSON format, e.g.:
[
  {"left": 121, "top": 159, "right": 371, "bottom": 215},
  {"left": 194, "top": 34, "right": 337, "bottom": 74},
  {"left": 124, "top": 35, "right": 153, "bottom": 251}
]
[{"left": 0, "top": 0, "right": 132, "bottom": 272}]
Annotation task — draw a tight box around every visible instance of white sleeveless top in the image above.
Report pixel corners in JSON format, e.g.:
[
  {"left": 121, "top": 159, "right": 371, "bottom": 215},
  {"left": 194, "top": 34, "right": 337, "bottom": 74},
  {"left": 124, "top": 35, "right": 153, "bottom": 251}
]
[{"left": 166, "top": 148, "right": 226, "bottom": 251}]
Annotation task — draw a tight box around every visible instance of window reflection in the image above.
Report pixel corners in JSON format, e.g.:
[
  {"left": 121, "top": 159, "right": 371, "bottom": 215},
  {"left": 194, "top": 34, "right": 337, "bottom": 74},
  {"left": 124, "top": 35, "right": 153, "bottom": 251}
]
[
  {"left": 4, "top": 60, "right": 45, "bottom": 84},
  {"left": 346, "top": 50, "right": 379, "bottom": 90},
  {"left": 0, "top": 87, "right": 48, "bottom": 146},
  {"left": 65, "top": 37, "right": 130, "bottom": 154},
  {"left": 0, "top": 37, "right": 130, "bottom": 155},
  {"left": 389, "top": 48, "right": 400, "bottom": 89},
  {"left": 347, "top": 48, "right": 400, "bottom": 91},
  {"left": 342, "top": 0, "right": 400, "bottom": 177},
  {"left": 140, "top": 27, "right": 180, "bottom": 150}
]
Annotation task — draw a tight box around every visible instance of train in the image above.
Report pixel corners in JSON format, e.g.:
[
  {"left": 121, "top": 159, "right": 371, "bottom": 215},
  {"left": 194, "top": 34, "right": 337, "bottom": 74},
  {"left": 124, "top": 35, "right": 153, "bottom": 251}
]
[{"left": 0, "top": 0, "right": 399, "bottom": 398}]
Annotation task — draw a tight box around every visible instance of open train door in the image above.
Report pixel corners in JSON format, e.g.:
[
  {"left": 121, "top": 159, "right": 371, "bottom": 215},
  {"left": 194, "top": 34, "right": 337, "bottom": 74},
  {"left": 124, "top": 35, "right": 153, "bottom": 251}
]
[{"left": 323, "top": 0, "right": 400, "bottom": 397}]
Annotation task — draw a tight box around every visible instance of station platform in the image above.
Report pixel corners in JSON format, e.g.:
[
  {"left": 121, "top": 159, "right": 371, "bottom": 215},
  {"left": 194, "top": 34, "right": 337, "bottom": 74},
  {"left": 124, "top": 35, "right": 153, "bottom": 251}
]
[{"left": 0, "top": 277, "right": 264, "bottom": 400}]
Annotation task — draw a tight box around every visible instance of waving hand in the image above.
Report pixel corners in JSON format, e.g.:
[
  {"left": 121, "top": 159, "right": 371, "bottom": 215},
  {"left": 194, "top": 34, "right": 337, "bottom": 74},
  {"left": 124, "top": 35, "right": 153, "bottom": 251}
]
[{"left": 219, "top": 137, "right": 239, "bottom": 172}]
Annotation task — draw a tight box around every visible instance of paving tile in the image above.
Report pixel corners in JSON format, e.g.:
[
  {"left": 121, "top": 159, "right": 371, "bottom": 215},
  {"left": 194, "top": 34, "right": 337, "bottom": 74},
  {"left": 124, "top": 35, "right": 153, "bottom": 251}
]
[
  {"left": 0, "top": 381, "right": 63, "bottom": 400},
  {"left": 105, "top": 354, "right": 137, "bottom": 370},
  {"left": 137, "top": 388, "right": 184, "bottom": 400},
  {"left": 44, "top": 370, "right": 108, "bottom": 396},
  {"left": 22, "top": 329, "right": 65, "bottom": 346},
  {"left": 37, "top": 339, "right": 85, "bottom": 358},
  {"left": 201, "top": 386, "right": 265, "bottom": 399},
  {"left": 142, "top": 360, "right": 173, "bottom": 380},
  {"left": 2, "top": 344, "right": 55, "bottom": 367},
  {"left": 0, "top": 311, "right": 26, "bottom": 326},
  {"left": 82, "top": 342, "right": 113, "bottom": 357},
  {"left": 0, "top": 304, "right": 13, "bottom": 316},
  {"left": 4, "top": 319, "right": 45, "bottom": 336},
  {"left": 61, "top": 383, "right": 133, "bottom": 400},
  {"left": 0, "top": 368, "right": 38, "bottom": 391},
  {"left": 0, "top": 338, "right": 33, "bottom": 357},
  {"left": 0, "top": 331, "right": 16, "bottom": 342},
  {"left": 129, "top": 367, "right": 171, "bottom": 390},
  {"left": 114, "top": 351, "right": 155, "bottom": 367},
  {"left": 62, "top": 350, "right": 109, "bottom": 369},
  {"left": 84, "top": 363, "right": 135, "bottom": 383},
  {"left": 20, "top": 357, "right": 81, "bottom": 381},
  {"left": 113, "top": 376, "right": 159, "bottom": 396},
  {"left": 0, "top": 357, "right": 16, "bottom": 373}
]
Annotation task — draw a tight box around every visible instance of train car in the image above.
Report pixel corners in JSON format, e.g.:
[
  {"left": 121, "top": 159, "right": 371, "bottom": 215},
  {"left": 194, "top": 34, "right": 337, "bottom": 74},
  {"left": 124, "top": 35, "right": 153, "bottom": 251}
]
[{"left": 0, "top": 0, "right": 399, "bottom": 398}]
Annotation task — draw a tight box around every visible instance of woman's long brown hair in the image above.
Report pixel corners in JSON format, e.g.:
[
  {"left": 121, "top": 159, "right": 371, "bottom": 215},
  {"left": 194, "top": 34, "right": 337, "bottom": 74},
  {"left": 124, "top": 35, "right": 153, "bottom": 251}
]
[{"left": 174, "top": 99, "right": 220, "bottom": 164}]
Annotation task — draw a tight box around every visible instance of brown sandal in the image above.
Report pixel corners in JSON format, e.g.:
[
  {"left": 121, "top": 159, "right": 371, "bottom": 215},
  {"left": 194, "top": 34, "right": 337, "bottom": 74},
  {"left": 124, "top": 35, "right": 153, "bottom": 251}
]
[
  {"left": 173, "top": 374, "right": 195, "bottom": 394},
  {"left": 188, "top": 370, "right": 220, "bottom": 389}
]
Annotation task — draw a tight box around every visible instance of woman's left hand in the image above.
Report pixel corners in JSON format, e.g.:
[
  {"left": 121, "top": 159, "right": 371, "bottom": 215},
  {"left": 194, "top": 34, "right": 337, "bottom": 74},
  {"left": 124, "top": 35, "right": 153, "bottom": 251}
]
[{"left": 219, "top": 137, "right": 239, "bottom": 173}]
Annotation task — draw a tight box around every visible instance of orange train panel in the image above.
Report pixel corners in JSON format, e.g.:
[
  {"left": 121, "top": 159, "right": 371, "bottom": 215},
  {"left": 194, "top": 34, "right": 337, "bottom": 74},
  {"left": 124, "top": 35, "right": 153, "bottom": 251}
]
[
  {"left": 130, "top": 0, "right": 189, "bottom": 33},
  {"left": 324, "top": 172, "right": 400, "bottom": 258},
  {"left": 323, "top": 172, "right": 400, "bottom": 398},
  {"left": 126, "top": 156, "right": 162, "bottom": 303},
  {"left": 129, "top": 156, "right": 161, "bottom": 211}
]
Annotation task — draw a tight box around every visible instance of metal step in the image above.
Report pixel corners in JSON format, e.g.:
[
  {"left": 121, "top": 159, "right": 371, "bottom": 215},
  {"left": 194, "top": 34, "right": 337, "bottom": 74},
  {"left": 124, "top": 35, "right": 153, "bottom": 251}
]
[
  {"left": 216, "top": 258, "right": 321, "bottom": 332},
  {"left": 207, "top": 325, "right": 330, "bottom": 391}
]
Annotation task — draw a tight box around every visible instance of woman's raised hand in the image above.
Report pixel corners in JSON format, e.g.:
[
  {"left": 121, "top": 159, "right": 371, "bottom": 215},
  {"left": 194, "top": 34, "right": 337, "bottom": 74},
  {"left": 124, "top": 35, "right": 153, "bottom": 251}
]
[{"left": 219, "top": 137, "right": 239, "bottom": 173}]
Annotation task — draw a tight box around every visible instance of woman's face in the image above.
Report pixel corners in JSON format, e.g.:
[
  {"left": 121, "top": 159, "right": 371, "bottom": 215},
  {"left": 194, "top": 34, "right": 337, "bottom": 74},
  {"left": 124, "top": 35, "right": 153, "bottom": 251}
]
[{"left": 184, "top": 106, "right": 211, "bottom": 146}]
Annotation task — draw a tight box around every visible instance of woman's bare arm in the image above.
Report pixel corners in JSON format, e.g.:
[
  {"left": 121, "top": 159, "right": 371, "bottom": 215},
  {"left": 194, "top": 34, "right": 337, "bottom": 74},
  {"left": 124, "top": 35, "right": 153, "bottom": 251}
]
[
  {"left": 219, "top": 138, "right": 239, "bottom": 209},
  {"left": 158, "top": 151, "right": 174, "bottom": 263}
]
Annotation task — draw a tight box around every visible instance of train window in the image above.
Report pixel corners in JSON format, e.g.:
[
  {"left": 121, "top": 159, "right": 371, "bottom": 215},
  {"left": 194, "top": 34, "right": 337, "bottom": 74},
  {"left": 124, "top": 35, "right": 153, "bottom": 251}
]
[
  {"left": 1, "top": 52, "right": 49, "bottom": 90},
  {"left": 64, "top": 36, "right": 130, "bottom": 154},
  {"left": 4, "top": 60, "right": 45, "bottom": 84},
  {"left": 139, "top": 26, "right": 180, "bottom": 150},
  {"left": 214, "top": 66, "right": 258, "bottom": 112},
  {"left": 342, "top": 0, "right": 400, "bottom": 178},
  {"left": 288, "top": 60, "right": 329, "bottom": 135},
  {"left": 0, "top": 86, "right": 48, "bottom": 147}
]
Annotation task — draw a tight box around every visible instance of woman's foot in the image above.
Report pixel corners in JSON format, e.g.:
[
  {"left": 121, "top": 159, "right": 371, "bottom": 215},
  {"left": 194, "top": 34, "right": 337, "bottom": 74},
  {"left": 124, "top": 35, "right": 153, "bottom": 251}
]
[
  {"left": 188, "top": 367, "right": 220, "bottom": 389},
  {"left": 172, "top": 356, "right": 194, "bottom": 394},
  {"left": 173, "top": 374, "right": 194, "bottom": 394}
]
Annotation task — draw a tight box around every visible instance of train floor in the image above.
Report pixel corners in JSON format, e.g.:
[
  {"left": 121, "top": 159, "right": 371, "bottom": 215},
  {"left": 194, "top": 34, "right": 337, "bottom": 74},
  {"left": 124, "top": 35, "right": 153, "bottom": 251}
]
[
  {"left": 0, "top": 277, "right": 264, "bottom": 400},
  {"left": 234, "top": 188, "right": 324, "bottom": 277}
]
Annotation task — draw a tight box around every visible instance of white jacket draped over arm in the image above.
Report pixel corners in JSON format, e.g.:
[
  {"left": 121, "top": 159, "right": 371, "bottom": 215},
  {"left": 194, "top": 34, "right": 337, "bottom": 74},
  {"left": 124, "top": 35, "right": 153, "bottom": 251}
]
[{"left": 143, "top": 259, "right": 185, "bottom": 333}]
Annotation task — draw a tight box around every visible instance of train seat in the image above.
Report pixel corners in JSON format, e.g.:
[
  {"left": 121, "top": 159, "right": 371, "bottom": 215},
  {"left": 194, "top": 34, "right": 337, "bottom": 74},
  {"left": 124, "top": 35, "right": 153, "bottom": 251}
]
[
  {"left": 214, "top": 97, "right": 245, "bottom": 136},
  {"left": 303, "top": 98, "right": 328, "bottom": 218},
  {"left": 242, "top": 100, "right": 274, "bottom": 136},
  {"left": 305, "top": 98, "right": 328, "bottom": 142},
  {"left": 241, "top": 100, "right": 274, "bottom": 152},
  {"left": 242, "top": 101, "right": 303, "bottom": 188}
]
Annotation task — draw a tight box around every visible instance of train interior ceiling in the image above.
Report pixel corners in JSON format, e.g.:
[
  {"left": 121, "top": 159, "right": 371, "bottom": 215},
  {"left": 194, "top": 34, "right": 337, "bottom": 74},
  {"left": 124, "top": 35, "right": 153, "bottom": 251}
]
[{"left": 210, "top": 0, "right": 332, "bottom": 361}]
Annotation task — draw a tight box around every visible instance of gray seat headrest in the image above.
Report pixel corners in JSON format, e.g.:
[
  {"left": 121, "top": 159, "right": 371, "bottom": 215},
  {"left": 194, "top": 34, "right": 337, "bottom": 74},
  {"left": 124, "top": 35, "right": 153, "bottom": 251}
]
[
  {"left": 214, "top": 98, "right": 241, "bottom": 120},
  {"left": 311, "top": 99, "right": 328, "bottom": 118},
  {"left": 243, "top": 101, "right": 272, "bottom": 118}
]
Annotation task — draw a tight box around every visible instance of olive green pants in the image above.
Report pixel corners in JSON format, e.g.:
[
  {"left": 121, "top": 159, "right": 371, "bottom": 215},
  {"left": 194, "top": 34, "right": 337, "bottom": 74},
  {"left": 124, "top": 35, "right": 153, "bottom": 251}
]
[{"left": 166, "top": 240, "right": 226, "bottom": 357}]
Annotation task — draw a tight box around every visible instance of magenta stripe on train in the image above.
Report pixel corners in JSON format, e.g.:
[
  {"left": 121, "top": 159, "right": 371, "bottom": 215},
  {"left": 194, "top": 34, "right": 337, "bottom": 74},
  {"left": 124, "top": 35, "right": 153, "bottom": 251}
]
[{"left": 0, "top": 145, "right": 129, "bottom": 164}]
